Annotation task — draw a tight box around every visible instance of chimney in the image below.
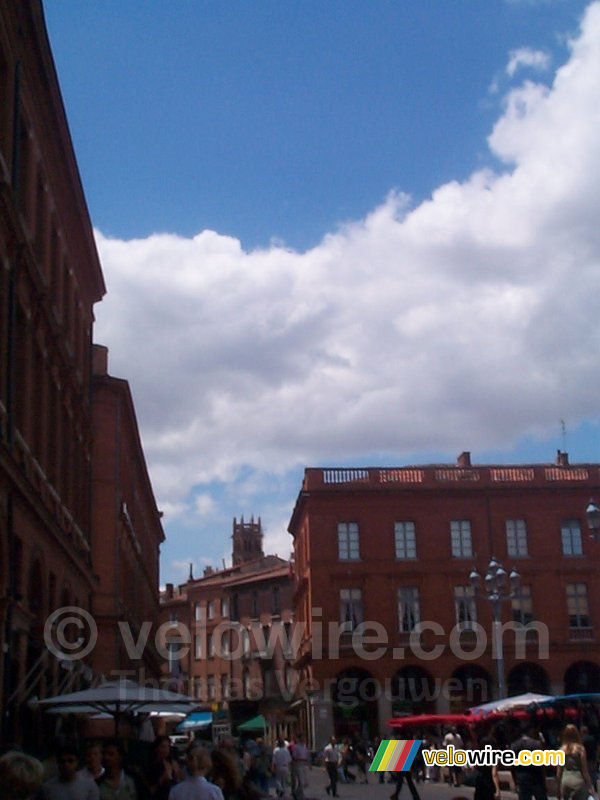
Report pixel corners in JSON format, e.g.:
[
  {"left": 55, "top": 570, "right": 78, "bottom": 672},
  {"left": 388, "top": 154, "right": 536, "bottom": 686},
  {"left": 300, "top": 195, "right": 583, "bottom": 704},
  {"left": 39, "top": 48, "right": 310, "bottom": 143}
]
[
  {"left": 189, "top": 562, "right": 194, "bottom": 581},
  {"left": 92, "top": 344, "right": 109, "bottom": 376},
  {"left": 457, "top": 451, "right": 471, "bottom": 467},
  {"left": 204, "top": 566, "right": 214, "bottom": 577},
  {"left": 165, "top": 583, "right": 174, "bottom": 600},
  {"left": 556, "top": 450, "right": 569, "bottom": 466}
]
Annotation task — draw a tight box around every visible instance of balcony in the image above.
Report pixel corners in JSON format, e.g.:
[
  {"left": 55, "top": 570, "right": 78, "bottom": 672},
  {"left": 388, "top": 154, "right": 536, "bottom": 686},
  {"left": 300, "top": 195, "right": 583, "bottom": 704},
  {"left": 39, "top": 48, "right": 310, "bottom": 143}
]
[{"left": 569, "top": 627, "right": 594, "bottom": 642}]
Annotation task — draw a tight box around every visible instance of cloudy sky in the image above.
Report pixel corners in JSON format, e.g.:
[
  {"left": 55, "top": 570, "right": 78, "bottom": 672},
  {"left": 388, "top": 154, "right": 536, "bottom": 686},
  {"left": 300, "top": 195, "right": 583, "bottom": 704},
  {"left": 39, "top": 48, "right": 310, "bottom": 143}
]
[{"left": 44, "top": 1, "right": 600, "bottom": 583}]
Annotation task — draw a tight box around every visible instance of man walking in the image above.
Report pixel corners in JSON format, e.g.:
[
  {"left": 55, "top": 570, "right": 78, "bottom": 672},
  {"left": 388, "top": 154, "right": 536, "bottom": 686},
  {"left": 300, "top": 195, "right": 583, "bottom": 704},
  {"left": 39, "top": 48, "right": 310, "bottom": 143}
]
[
  {"left": 324, "top": 737, "right": 341, "bottom": 797},
  {"left": 511, "top": 726, "right": 548, "bottom": 800}
]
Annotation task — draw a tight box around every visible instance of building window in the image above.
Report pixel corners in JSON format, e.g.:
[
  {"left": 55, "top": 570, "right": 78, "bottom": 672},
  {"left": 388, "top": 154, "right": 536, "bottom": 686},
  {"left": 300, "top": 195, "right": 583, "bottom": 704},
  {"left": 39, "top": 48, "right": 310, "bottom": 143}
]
[
  {"left": 395, "top": 522, "right": 416, "bottom": 559},
  {"left": 221, "top": 597, "right": 229, "bottom": 617},
  {"left": 567, "top": 583, "right": 590, "bottom": 628},
  {"left": 454, "top": 586, "right": 477, "bottom": 630},
  {"left": 451, "top": 521, "right": 472, "bottom": 558},
  {"left": 338, "top": 522, "right": 360, "bottom": 561},
  {"left": 207, "top": 675, "right": 215, "bottom": 700},
  {"left": 512, "top": 585, "right": 533, "bottom": 625},
  {"left": 506, "top": 519, "right": 528, "bottom": 557},
  {"left": 221, "top": 674, "right": 229, "bottom": 699},
  {"left": 194, "top": 603, "right": 202, "bottom": 622},
  {"left": 220, "top": 630, "right": 230, "bottom": 657},
  {"left": 251, "top": 591, "right": 259, "bottom": 618},
  {"left": 562, "top": 520, "right": 583, "bottom": 556},
  {"left": 339, "top": 588, "right": 363, "bottom": 631},
  {"left": 169, "top": 610, "right": 178, "bottom": 623},
  {"left": 207, "top": 633, "right": 214, "bottom": 657},
  {"left": 194, "top": 678, "right": 203, "bottom": 699},
  {"left": 231, "top": 593, "right": 239, "bottom": 620},
  {"left": 194, "top": 634, "right": 202, "bottom": 660},
  {"left": 272, "top": 586, "right": 281, "bottom": 615},
  {"left": 166, "top": 640, "right": 179, "bottom": 675},
  {"left": 242, "top": 627, "right": 251, "bottom": 655},
  {"left": 398, "top": 587, "right": 420, "bottom": 632},
  {"left": 207, "top": 600, "right": 215, "bottom": 619}
]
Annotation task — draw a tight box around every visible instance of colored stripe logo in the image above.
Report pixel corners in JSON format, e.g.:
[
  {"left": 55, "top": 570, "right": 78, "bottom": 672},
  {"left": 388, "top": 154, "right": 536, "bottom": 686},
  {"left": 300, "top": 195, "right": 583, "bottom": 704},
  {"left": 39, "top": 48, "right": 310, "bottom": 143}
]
[{"left": 369, "top": 740, "right": 422, "bottom": 772}]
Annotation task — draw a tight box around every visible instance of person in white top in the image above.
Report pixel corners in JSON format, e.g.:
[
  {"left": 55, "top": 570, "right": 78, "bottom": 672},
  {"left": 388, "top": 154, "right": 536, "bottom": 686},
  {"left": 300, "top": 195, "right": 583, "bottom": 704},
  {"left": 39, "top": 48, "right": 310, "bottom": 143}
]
[
  {"left": 443, "top": 726, "right": 464, "bottom": 788},
  {"left": 272, "top": 740, "right": 292, "bottom": 797},
  {"left": 168, "top": 745, "right": 223, "bottom": 800},
  {"left": 78, "top": 742, "right": 105, "bottom": 783},
  {"left": 323, "top": 737, "right": 341, "bottom": 798},
  {"left": 41, "top": 744, "right": 99, "bottom": 800}
]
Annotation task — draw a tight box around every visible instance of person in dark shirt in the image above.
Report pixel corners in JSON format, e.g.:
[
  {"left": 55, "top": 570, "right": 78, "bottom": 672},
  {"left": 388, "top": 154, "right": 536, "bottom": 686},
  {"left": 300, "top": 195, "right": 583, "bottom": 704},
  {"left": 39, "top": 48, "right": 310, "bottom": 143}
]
[
  {"left": 580, "top": 726, "right": 598, "bottom": 792},
  {"left": 510, "top": 727, "right": 548, "bottom": 800}
]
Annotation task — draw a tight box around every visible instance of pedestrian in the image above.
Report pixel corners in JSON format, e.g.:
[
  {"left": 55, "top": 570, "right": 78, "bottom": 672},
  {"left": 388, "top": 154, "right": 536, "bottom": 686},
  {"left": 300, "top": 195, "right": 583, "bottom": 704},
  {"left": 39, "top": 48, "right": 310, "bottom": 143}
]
[
  {"left": 169, "top": 745, "right": 224, "bottom": 800},
  {"left": 78, "top": 742, "right": 105, "bottom": 783},
  {"left": 473, "top": 738, "right": 500, "bottom": 800},
  {"left": 252, "top": 738, "right": 271, "bottom": 795},
  {"left": 209, "top": 747, "right": 243, "bottom": 800},
  {"left": 581, "top": 726, "right": 598, "bottom": 793},
  {"left": 147, "top": 736, "right": 183, "bottom": 800},
  {"left": 97, "top": 740, "right": 138, "bottom": 800},
  {"left": 0, "top": 750, "right": 44, "bottom": 800},
  {"left": 354, "top": 740, "right": 368, "bottom": 784},
  {"left": 40, "top": 743, "right": 100, "bottom": 800},
  {"left": 389, "top": 769, "right": 422, "bottom": 800},
  {"left": 289, "top": 732, "right": 310, "bottom": 799},
  {"left": 556, "top": 724, "right": 595, "bottom": 800},
  {"left": 510, "top": 726, "right": 548, "bottom": 800},
  {"left": 444, "top": 727, "right": 464, "bottom": 789},
  {"left": 272, "top": 740, "right": 291, "bottom": 797},
  {"left": 323, "top": 737, "right": 340, "bottom": 797}
]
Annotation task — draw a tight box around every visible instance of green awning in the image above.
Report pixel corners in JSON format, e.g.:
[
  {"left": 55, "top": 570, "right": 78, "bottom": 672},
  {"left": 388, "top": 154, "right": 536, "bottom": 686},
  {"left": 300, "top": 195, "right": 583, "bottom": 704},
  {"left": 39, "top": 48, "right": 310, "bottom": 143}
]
[{"left": 237, "top": 714, "right": 267, "bottom": 731}]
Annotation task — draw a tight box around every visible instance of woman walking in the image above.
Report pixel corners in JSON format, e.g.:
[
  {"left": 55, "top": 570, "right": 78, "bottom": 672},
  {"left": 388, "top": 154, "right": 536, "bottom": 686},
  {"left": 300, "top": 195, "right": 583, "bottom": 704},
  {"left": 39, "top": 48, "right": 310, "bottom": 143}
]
[{"left": 556, "top": 724, "right": 596, "bottom": 800}]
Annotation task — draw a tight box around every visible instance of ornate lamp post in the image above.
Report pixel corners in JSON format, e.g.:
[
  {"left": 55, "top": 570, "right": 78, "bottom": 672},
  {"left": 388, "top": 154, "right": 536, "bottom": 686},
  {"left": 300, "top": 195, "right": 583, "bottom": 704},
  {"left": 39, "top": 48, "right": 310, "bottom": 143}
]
[
  {"left": 586, "top": 500, "right": 600, "bottom": 539},
  {"left": 469, "top": 558, "right": 521, "bottom": 699}
]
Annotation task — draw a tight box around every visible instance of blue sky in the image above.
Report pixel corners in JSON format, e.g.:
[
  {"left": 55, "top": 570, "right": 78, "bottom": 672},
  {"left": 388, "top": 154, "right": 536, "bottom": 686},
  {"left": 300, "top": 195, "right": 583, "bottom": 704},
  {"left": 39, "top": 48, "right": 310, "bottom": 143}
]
[{"left": 44, "top": 1, "right": 600, "bottom": 584}]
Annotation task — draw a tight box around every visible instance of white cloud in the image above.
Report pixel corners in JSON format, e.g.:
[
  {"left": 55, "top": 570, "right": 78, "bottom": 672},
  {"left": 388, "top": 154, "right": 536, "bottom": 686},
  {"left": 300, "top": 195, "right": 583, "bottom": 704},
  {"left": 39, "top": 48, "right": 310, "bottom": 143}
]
[
  {"left": 94, "top": 3, "right": 600, "bottom": 538},
  {"left": 506, "top": 47, "right": 551, "bottom": 76},
  {"left": 194, "top": 493, "right": 217, "bottom": 516}
]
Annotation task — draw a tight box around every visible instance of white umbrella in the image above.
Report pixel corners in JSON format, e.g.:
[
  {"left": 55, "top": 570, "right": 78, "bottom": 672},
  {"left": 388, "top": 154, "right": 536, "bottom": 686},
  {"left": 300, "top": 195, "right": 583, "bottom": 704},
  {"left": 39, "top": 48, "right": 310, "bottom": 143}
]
[
  {"left": 37, "top": 679, "right": 200, "bottom": 734},
  {"left": 469, "top": 692, "right": 556, "bottom": 716}
]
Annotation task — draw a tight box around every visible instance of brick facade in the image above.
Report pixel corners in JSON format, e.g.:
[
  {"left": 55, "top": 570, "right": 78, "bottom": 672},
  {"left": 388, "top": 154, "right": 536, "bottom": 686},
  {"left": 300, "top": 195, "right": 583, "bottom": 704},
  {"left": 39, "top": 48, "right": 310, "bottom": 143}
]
[
  {"left": 288, "top": 452, "right": 600, "bottom": 746},
  {"left": 159, "top": 518, "right": 299, "bottom": 743}
]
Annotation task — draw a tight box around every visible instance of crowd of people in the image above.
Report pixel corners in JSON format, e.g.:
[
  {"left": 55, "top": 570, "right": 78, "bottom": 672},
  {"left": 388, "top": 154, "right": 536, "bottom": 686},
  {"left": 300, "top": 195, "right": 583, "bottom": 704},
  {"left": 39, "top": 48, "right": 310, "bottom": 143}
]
[
  {"left": 2, "top": 721, "right": 600, "bottom": 800},
  {"left": 0, "top": 732, "right": 312, "bottom": 800}
]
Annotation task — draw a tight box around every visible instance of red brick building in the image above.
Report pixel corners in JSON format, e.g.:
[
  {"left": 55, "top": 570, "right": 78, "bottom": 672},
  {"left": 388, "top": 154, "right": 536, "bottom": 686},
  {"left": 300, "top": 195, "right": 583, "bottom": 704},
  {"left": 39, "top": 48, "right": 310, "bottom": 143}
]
[
  {"left": 0, "top": 0, "right": 106, "bottom": 744},
  {"left": 91, "top": 345, "right": 164, "bottom": 680},
  {"left": 288, "top": 452, "right": 600, "bottom": 746},
  {"left": 160, "top": 517, "right": 298, "bottom": 742},
  {"left": 0, "top": 1, "right": 164, "bottom": 747}
]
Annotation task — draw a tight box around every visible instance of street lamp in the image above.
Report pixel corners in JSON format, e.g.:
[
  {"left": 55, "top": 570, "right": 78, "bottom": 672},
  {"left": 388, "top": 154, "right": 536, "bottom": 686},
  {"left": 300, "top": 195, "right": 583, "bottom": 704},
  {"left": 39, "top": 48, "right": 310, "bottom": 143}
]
[
  {"left": 586, "top": 500, "right": 600, "bottom": 539},
  {"left": 469, "top": 558, "right": 521, "bottom": 700}
]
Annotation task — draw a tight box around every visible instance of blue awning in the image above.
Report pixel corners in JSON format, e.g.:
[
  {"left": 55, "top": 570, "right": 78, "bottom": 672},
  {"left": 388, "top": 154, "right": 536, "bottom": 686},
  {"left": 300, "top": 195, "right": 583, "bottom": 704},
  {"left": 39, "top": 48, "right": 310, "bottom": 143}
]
[{"left": 176, "top": 711, "right": 213, "bottom": 732}]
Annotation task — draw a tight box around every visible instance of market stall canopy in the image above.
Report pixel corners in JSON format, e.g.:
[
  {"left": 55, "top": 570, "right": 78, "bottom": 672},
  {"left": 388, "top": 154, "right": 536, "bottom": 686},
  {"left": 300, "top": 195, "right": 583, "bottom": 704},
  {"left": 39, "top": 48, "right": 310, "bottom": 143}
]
[
  {"left": 237, "top": 714, "right": 267, "bottom": 731},
  {"left": 469, "top": 692, "right": 556, "bottom": 716},
  {"left": 544, "top": 693, "right": 600, "bottom": 704},
  {"left": 176, "top": 711, "right": 213, "bottom": 732},
  {"left": 389, "top": 713, "right": 476, "bottom": 728}
]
